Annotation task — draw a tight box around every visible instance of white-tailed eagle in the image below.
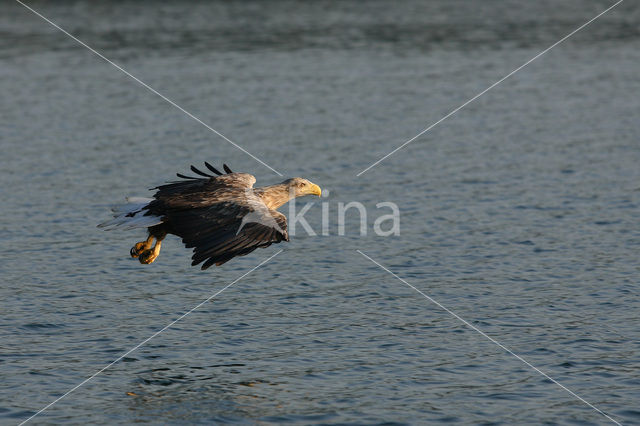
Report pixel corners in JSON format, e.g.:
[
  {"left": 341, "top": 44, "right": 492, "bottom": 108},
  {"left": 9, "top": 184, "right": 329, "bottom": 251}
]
[{"left": 99, "top": 162, "right": 321, "bottom": 269}]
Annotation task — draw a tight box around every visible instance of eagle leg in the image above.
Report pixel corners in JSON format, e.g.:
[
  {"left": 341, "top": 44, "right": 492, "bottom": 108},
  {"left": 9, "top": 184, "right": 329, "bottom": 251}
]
[
  {"left": 130, "top": 235, "right": 154, "bottom": 258},
  {"left": 138, "top": 235, "right": 165, "bottom": 265}
]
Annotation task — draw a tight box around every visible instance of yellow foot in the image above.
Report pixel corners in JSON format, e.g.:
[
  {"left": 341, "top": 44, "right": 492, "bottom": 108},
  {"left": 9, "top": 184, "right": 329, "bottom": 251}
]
[
  {"left": 138, "top": 249, "right": 158, "bottom": 264},
  {"left": 138, "top": 240, "right": 162, "bottom": 265},
  {"left": 130, "top": 237, "right": 153, "bottom": 258}
]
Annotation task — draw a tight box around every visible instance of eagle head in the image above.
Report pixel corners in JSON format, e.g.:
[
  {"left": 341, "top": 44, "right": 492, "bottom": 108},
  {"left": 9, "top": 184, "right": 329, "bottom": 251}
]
[{"left": 285, "top": 177, "right": 322, "bottom": 198}]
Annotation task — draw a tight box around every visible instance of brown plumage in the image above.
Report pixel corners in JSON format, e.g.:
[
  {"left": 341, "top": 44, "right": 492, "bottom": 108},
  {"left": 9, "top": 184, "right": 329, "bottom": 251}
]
[{"left": 99, "top": 163, "right": 321, "bottom": 269}]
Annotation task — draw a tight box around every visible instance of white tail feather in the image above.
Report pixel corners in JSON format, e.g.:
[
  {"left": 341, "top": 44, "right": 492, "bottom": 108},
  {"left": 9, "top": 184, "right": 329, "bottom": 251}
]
[{"left": 98, "top": 197, "right": 163, "bottom": 230}]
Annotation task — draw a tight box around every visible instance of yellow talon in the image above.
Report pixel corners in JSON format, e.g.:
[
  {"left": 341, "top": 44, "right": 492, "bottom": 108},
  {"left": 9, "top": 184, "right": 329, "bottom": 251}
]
[
  {"left": 130, "top": 236, "right": 154, "bottom": 258},
  {"left": 139, "top": 240, "right": 162, "bottom": 264}
]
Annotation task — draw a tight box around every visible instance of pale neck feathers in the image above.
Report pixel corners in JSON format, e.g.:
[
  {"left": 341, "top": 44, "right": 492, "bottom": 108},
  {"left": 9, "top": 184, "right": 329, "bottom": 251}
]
[{"left": 254, "top": 183, "right": 295, "bottom": 210}]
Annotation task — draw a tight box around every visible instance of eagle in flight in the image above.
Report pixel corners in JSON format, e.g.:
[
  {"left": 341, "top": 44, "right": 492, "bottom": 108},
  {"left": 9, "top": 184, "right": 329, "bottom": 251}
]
[{"left": 99, "top": 162, "right": 321, "bottom": 269}]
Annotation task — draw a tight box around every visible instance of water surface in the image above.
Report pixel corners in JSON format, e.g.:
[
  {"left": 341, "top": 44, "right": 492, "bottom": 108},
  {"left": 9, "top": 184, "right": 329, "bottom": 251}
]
[{"left": 1, "top": 0, "right": 639, "bottom": 424}]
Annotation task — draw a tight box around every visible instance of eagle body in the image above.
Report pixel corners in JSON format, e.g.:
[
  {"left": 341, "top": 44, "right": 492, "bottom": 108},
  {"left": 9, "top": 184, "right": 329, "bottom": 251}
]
[{"left": 99, "top": 163, "right": 321, "bottom": 269}]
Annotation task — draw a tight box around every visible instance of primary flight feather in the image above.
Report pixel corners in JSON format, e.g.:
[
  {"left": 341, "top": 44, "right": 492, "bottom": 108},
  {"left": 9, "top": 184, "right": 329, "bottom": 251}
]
[{"left": 99, "top": 162, "right": 321, "bottom": 269}]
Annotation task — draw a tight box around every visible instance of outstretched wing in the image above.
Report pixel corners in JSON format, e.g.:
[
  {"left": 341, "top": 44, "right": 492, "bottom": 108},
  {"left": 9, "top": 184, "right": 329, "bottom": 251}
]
[
  {"left": 147, "top": 163, "right": 256, "bottom": 211},
  {"left": 144, "top": 162, "right": 288, "bottom": 269},
  {"left": 151, "top": 163, "right": 254, "bottom": 198},
  {"left": 169, "top": 203, "right": 288, "bottom": 269}
]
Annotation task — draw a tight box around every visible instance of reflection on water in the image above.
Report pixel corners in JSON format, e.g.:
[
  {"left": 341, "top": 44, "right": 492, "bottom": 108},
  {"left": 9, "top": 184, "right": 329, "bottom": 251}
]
[{"left": 1, "top": 0, "right": 639, "bottom": 424}]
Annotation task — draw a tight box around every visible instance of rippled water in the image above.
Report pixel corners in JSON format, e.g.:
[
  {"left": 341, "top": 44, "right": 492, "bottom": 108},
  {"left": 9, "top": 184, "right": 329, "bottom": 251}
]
[{"left": 2, "top": 0, "right": 640, "bottom": 424}]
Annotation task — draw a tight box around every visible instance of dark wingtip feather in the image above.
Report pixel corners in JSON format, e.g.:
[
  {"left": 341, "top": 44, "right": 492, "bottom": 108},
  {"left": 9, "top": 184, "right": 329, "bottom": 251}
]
[
  {"left": 201, "top": 258, "right": 215, "bottom": 270},
  {"left": 176, "top": 173, "right": 197, "bottom": 179},
  {"left": 204, "top": 161, "right": 223, "bottom": 176},
  {"left": 190, "top": 165, "right": 213, "bottom": 177},
  {"left": 223, "top": 164, "right": 233, "bottom": 174}
]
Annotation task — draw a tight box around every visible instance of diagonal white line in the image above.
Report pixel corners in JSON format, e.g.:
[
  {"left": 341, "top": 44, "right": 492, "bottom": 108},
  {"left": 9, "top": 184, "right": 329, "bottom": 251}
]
[
  {"left": 356, "top": 0, "right": 624, "bottom": 176},
  {"left": 356, "top": 250, "right": 622, "bottom": 425},
  {"left": 15, "top": 0, "right": 283, "bottom": 177},
  {"left": 18, "top": 249, "right": 283, "bottom": 426}
]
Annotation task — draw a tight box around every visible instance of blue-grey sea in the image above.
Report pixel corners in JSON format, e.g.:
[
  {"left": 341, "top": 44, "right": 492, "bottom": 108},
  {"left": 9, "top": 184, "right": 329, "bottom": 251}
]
[{"left": 1, "top": 0, "right": 639, "bottom": 424}]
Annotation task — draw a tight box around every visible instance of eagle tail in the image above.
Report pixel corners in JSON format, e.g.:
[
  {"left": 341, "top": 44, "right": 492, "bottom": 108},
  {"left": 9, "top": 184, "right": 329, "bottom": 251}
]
[{"left": 97, "top": 197, "right": 163, "bottom": 230}]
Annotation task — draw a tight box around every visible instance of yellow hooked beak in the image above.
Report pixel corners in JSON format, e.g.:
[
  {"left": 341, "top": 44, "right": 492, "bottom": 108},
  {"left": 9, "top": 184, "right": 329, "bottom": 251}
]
[{"left": 309, "top": 183, "right": 322, "bottom": 197}]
